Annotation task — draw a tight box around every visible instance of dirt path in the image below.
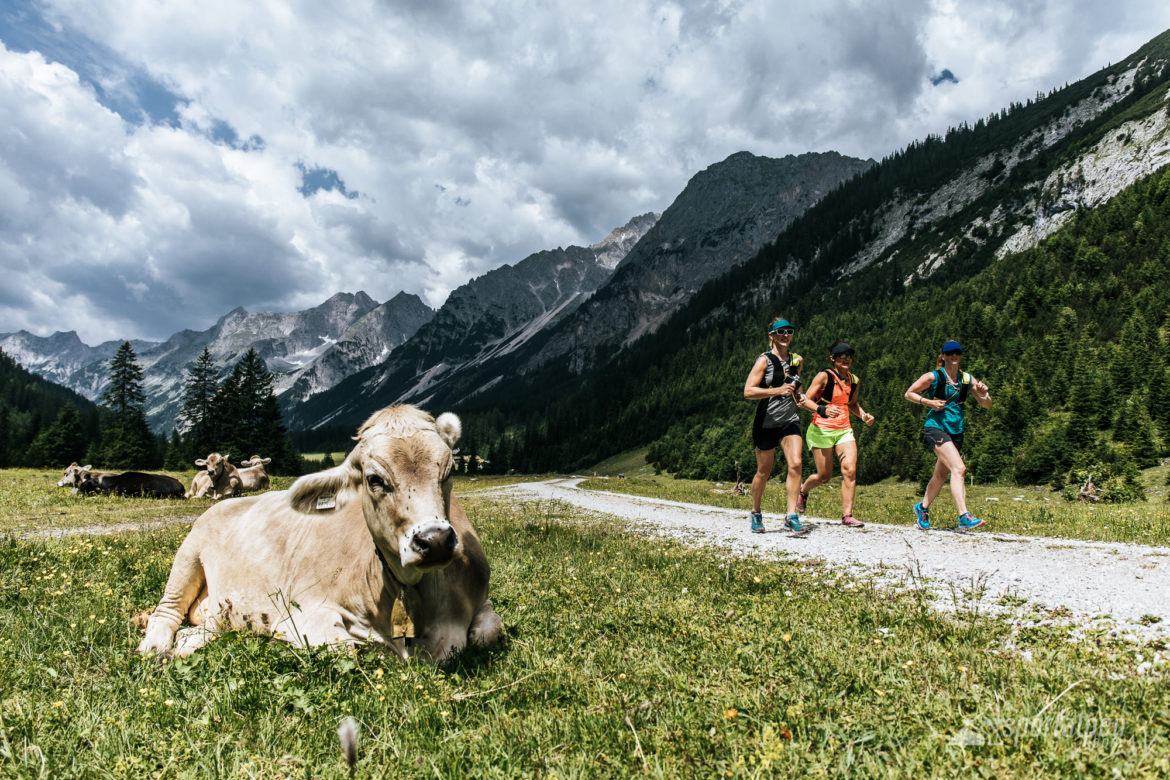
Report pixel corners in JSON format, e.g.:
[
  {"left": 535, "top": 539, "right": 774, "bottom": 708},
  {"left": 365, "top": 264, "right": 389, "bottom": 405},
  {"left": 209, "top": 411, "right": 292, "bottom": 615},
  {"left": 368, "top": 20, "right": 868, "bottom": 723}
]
[
  {"left": 494, "top": 479, "right": 1170, "bottom": 642},
  {"left": 20, "top": 515, "right": 199, "bottom": 539}
]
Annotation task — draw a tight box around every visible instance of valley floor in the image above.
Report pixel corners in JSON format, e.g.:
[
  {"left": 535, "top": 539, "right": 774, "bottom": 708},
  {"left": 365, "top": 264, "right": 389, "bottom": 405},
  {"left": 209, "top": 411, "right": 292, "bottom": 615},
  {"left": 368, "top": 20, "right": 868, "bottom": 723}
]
[{"left": 499, "top": 478, "right": 1170, "bottom": 644}]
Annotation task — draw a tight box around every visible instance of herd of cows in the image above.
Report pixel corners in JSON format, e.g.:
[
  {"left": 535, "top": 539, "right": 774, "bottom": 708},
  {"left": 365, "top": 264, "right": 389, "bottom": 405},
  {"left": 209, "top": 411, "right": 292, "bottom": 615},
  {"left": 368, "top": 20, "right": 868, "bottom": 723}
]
[
  {"left": 56, "top": 455, "right": 273, "bottom": 500},
  {"left": 51, "top": 405, "right": 504, "bottom": 664}
]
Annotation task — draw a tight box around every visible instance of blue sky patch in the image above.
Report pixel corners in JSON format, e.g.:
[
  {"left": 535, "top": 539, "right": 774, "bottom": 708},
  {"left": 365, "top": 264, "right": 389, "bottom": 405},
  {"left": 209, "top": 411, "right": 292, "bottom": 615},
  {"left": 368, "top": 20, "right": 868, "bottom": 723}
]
[
  {"left": 298, "top": 163, "right": 359, "bottom": 199},
  {"left": 0, "top": 2, "right": 185, "bottom": 126},
  {"left": 930, "top": 68, "right": 959, "bottom": 86}
]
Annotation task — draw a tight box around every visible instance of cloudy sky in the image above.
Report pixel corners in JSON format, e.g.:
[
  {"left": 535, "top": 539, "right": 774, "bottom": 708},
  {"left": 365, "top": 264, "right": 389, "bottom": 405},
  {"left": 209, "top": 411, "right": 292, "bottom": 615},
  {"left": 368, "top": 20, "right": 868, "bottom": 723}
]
[{"left": 2, "top": 0, "right": 1169, "bottom": 344}]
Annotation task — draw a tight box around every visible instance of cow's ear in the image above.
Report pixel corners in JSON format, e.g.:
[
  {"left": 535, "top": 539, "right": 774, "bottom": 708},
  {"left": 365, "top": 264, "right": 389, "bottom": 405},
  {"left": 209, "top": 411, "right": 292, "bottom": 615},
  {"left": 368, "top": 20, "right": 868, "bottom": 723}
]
[
  {"left": 287, "top": 451, "right": 363, "bottom": 514},
  {"left": 194, "top": 459, "right": 206, "bottom": 467},
  {"left": 435, "top": 412, "right": 461, "bottom": 448},
  {"left": 262, "top": 458, "right": 271, "bottom": 464},
  {"left": 82, "top": 464, "right": 92, "bottom": 471}
]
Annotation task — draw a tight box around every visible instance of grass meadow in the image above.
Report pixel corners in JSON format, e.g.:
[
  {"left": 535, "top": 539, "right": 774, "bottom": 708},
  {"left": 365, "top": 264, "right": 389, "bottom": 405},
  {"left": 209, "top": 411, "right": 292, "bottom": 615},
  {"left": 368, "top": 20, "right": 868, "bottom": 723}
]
[{"left": 0, "top": 468, "right": 1167, "bottom": 777}]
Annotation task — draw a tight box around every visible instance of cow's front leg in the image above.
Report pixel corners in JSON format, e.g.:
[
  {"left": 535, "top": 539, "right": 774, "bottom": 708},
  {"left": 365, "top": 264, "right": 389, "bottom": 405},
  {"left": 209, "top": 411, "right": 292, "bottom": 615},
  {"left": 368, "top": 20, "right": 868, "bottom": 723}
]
[{"left": 468, "top": 599, "right": 503, "bottom": 648}]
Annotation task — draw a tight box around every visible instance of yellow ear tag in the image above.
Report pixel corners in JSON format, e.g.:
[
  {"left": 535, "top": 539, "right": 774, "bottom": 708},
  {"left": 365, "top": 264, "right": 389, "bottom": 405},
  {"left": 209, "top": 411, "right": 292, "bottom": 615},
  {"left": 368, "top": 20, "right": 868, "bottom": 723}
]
[{"left": 316, "top": 494, "right": 337, "bottom": 511}]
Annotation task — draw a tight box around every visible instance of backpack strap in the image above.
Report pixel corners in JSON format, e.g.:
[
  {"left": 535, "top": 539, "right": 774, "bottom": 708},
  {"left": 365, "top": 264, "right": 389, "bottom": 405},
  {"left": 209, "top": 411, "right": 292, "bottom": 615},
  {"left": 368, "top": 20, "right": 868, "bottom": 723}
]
[
  {"left": 849, "top": 372, "right": 860, "bottom": 404},
  {"left": 760, "top": 352, "right": 785, "bottom": 388},
  {"left": 811, "top": 369, "right": 833, "bottom": 402}
]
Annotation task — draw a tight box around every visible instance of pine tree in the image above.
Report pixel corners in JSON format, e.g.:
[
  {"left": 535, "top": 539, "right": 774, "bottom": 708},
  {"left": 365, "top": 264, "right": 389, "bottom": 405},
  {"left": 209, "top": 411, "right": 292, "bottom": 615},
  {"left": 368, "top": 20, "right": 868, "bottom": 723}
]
[
  {"left": 214, "top": 349, "right": 298, "bottom": 473},
  {"left": 0, "top": 402, "right": 11, "bottom": 468},
  {"left": 25, "top": 404, "right": 87, "bottom": 466},
  {"left": 179, "top": 348, "right": 219, "bottom": 458},
  {"left": 99, "top": 342, "right": 157, "bottom": 468}
]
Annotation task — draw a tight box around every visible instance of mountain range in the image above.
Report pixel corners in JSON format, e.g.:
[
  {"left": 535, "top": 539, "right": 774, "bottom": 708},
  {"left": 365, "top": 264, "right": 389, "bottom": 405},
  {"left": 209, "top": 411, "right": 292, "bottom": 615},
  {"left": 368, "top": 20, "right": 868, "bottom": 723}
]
[
  {"left": 1, "top": 290, "right": 433, "bottom": 430},
  {"left": 3, "top": 149, "right": 871, "bottom": 433}
]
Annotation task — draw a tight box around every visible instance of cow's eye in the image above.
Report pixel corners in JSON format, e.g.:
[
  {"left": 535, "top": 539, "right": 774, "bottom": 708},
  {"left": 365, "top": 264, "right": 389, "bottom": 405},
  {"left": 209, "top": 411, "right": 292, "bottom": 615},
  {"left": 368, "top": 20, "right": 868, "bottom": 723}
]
[{"left": 367, "top": 474, "right": 393, "bottom": 493}]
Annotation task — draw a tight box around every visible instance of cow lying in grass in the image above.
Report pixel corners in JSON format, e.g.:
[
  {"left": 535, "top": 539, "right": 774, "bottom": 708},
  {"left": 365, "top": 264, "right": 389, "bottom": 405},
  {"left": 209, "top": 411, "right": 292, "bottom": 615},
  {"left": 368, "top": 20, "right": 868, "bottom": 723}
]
[
  {"left": 137, "top": 405, "right": 503, "bottom": 662},
  {"left": 186, "top": 453, "right": 243, "bottom": 499},
  {"left": 57, "top": 463, "right": 116, "bottom": 491},
  {"left": 237, "top": 455, "right": 271, "bottom": 492},
  {"left": 77, "top": 471, "right": 186, "bottom": 499}
]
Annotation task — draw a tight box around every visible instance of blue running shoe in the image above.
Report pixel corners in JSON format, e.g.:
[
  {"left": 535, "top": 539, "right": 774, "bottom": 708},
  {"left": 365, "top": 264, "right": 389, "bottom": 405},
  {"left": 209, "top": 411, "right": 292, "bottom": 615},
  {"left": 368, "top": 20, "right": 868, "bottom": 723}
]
[
  {"left": 958, "top": 512, "right": 985, "bottom": 530},
  {"left": 914, "top": 502, "right": 930, "bottom": 530},
  {"left": 784, "top": 513, "right": 809, "bottom": 536},
  {"left": 750, "top": 511, "right": 765, "bottom": 534}
]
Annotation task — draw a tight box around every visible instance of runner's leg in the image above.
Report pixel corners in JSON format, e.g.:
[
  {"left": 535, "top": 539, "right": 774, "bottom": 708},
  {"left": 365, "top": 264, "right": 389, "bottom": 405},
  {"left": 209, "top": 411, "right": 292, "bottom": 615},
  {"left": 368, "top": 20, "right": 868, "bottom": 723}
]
[
  {"left": 800, "top": 446, "right": 834, "bottom": 498},
  {"left": 837, "top": 439, "right": 858, "bottom": 517},
  {"left": 922, "top": 453, "right": 951, "bottom": 510},
  {"left": 752, "top": 447, "right": 776, "bottom": 514},
  {"left": 780, "top": 435, "right": 804, "bottom": 516},
  {"left": 932, "top": 441, "right": 969, "bottom": 515}
]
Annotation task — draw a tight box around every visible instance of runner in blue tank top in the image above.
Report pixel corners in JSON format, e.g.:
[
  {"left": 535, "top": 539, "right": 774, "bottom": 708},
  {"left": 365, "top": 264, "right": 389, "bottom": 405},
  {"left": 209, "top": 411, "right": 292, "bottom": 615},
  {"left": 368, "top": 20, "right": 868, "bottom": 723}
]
[{"left": 904, "top": 340, "right": 992, "bottom": 530}]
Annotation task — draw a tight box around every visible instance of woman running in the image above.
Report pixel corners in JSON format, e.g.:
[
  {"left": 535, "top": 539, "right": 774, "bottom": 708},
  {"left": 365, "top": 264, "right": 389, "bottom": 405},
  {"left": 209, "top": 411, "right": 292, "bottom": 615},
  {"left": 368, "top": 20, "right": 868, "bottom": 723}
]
[
  {"left": 904, "top": 340, "right": 992, "bottom": 530},
  {"left": 743, "top": 317, "right": 807, "bottom": 535},
  {"left": 796, "top": 341, "right": 875, "bottom": 527}
]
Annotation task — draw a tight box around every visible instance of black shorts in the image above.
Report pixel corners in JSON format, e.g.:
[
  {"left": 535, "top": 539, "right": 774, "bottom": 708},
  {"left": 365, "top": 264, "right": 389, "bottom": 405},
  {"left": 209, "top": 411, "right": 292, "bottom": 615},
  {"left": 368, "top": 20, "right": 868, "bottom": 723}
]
[
  {"left": 923, "top": 428, "right": 963, "bottom": 453},
  {"left": 753, "top": 420, "right": 802, "bottom": 451}
]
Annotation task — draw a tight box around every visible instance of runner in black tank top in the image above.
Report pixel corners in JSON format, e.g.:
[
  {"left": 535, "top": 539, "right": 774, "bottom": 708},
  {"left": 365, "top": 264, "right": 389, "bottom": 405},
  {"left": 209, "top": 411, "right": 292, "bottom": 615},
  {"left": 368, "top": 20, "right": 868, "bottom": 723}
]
[{"left": 743, "top": 317, "right": 808, "bottom": 535}]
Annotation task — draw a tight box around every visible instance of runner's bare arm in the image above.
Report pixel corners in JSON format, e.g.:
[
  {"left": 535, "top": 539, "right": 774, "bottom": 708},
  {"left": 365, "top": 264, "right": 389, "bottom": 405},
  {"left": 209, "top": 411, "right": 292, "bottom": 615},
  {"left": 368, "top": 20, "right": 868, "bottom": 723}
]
[{"left": 905, "top": 372, "right": 945, "bottom": 411}]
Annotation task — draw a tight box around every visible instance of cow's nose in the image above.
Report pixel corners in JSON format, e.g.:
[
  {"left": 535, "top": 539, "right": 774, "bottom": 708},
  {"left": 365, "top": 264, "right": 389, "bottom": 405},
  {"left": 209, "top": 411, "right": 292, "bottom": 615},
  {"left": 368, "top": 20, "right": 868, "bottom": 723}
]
[{"left": 411, "top": 525, "right": 457, "bottom": 564}]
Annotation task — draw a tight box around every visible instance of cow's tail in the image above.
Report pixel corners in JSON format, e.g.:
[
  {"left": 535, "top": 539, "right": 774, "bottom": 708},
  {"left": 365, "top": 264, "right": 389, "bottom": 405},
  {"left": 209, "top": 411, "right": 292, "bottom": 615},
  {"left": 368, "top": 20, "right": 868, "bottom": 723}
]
[{"left": 136, "top": 538, "right": 207, "bottom": 657}]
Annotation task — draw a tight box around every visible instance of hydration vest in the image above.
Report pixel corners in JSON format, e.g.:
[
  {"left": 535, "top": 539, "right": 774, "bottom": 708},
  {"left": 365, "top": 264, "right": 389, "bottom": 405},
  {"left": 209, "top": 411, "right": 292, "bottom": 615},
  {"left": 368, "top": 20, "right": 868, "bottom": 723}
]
[{"left": 928, "top": 369, "right": 970, "bottom": 403}]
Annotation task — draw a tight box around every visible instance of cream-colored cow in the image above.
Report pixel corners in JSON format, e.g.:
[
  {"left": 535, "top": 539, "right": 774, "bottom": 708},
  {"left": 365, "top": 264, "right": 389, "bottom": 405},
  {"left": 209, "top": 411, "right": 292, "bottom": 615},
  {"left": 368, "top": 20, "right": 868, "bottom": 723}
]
[
  {"left": 186, "top": 452, "right": 242, "bottom": 499},
  {"left": 138, "top": 405, "right": 503, "bottom": 662},
  {"left": 237, "top": 455, "right": 271, "bottom": 492}
]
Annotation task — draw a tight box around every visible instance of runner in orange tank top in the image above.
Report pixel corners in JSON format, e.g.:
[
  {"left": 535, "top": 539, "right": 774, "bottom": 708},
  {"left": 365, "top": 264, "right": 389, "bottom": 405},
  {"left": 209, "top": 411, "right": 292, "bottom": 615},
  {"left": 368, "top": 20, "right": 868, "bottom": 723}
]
[{"left": 796, "top": 341, "right": 875, "bottom": 527}]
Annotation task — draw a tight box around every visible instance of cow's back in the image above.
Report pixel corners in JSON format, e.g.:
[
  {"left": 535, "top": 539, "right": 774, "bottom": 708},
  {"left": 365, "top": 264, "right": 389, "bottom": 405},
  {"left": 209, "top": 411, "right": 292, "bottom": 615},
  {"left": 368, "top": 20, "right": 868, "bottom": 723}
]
[{"left": 184, "top": 491, "right": 378, "bottom": 616}]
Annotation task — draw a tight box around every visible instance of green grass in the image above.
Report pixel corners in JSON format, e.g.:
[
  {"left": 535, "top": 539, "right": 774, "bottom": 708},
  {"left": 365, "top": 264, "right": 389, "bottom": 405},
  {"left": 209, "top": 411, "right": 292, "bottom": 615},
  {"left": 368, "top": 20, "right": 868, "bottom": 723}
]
[
  {"left": 0, "top": 469, "right": 301, "bottom": 535},
  {"left": 577, "top": 469, "right": 1170, "bottom": 547},
  {"left": 0, "top": 474, "right": 1168, "bottom": 776},
  {"left": 587, "top": 448, "right": 657, "bottom": 478}
]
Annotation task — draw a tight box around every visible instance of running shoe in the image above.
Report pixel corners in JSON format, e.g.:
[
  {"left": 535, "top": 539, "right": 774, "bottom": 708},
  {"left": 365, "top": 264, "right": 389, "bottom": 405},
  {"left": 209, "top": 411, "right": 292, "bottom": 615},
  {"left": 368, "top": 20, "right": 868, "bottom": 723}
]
[
  {"left": 958, "top": 512, "right": 985, "bottom": 530},
  {"left": 784, "top": 513, "right": 808, "bottom": 535},
  {"left": 914, "top": 502, "right": 930, "bottom": 530},
  {"left": 750, "top": 511, "right": 765, "bottom": 534},
  {"left": 841, "top": 515, "right": 864, "bottom": 528},
  {"left": 796, "top": 490, "right": 808, "bottom": 513}
]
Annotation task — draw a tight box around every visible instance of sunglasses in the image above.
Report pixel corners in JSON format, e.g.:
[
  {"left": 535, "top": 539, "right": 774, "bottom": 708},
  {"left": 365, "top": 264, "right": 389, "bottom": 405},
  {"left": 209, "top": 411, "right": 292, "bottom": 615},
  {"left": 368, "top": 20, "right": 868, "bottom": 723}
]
[
  {"left": 771, "top": 327, "right": 795, "bottom": 336},
  {"left": 834, "top": 351, "right": 855, "bottom": 359},
  {"left": 943, "top": 350, "right": 962, "bottom": 356}
]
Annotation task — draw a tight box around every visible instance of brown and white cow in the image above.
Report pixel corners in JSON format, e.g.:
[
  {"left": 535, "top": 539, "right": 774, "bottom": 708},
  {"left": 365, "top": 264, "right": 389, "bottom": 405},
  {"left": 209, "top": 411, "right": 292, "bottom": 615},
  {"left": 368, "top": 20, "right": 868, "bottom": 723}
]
[
  {"left": 237, "top": 455, "right": 271, "bottom": 492},
  {"left": 186, "top": 453, "right": 242, "bottom": 499},
  {"left": 137, "top": 405, "right": 503, "bottom": 662},
  {"left": 57, "top": 463, "right": 116, "bottom": 491}
]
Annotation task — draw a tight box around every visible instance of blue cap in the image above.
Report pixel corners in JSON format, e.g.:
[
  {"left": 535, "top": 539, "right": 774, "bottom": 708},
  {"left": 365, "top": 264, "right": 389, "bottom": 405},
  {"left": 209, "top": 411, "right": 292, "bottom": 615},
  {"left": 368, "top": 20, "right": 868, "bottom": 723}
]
[
  {"left": 941, "top": 340, "right": 962, "bottom": 353},
  {"left": 769, "top": 318, "right": 795, "bottom": 333}
]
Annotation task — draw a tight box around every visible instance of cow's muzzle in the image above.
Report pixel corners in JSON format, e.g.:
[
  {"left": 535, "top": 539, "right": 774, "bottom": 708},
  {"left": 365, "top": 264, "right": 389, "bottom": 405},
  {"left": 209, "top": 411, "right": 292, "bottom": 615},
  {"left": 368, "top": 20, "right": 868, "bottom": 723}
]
[{"left": 407, "top": 524, "right": 459, "bottom": 568}]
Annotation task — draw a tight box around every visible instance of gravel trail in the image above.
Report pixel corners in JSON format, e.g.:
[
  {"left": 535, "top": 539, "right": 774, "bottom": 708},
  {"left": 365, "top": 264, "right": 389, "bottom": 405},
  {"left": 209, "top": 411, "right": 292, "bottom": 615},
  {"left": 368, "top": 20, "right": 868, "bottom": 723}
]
[{"left": 495, "top": 478, "right": 1170, "bottom": 642}]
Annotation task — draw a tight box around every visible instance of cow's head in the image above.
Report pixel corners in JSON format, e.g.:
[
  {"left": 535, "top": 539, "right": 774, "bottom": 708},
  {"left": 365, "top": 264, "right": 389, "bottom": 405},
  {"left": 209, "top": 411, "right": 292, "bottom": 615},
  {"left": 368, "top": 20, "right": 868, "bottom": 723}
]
[
  {"left": 240, "top": 455, "right": 271, "bottom": 468},
  {"left": 58, "top": 462, "right": 92, "bottom": 488},
  {"left": 288, "top": 405, "right": 461, "bottom": 585},
  {"left": 194, "top": 453, "right": 230, "bottom": 479}
]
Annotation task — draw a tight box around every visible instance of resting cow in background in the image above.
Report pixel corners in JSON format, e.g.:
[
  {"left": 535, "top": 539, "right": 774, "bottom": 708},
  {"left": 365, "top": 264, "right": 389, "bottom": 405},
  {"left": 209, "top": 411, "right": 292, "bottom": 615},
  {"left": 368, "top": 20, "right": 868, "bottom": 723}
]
[
  {"left": 237, "top": 456, "right": 271, "bottom": 492},
  {"left": 57, "top": 463, "right": 117, "bottom": 491},
  {"left": 137, "top": 405, "right": 503, "bottom": 662},
  {"left": 187, "top": 453, "right": 242, "bottom": 499},
  {"left": 78, "top": 471, "right": 186, "bottom": 499}
]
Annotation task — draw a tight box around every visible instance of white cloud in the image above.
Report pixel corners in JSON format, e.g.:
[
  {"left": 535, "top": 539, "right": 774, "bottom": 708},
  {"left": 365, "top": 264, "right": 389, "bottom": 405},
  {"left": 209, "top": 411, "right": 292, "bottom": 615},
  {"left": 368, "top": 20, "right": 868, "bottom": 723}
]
[{"left": 2, "top": 0, "right": 1170, "bottom": 343}]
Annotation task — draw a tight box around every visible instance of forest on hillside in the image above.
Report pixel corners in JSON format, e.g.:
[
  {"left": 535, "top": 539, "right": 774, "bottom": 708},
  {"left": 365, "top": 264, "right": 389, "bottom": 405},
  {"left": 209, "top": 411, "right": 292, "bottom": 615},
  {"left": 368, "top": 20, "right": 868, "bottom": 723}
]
[{"left": 466, "top": 165, "right": 1170, "bottom": 500}]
